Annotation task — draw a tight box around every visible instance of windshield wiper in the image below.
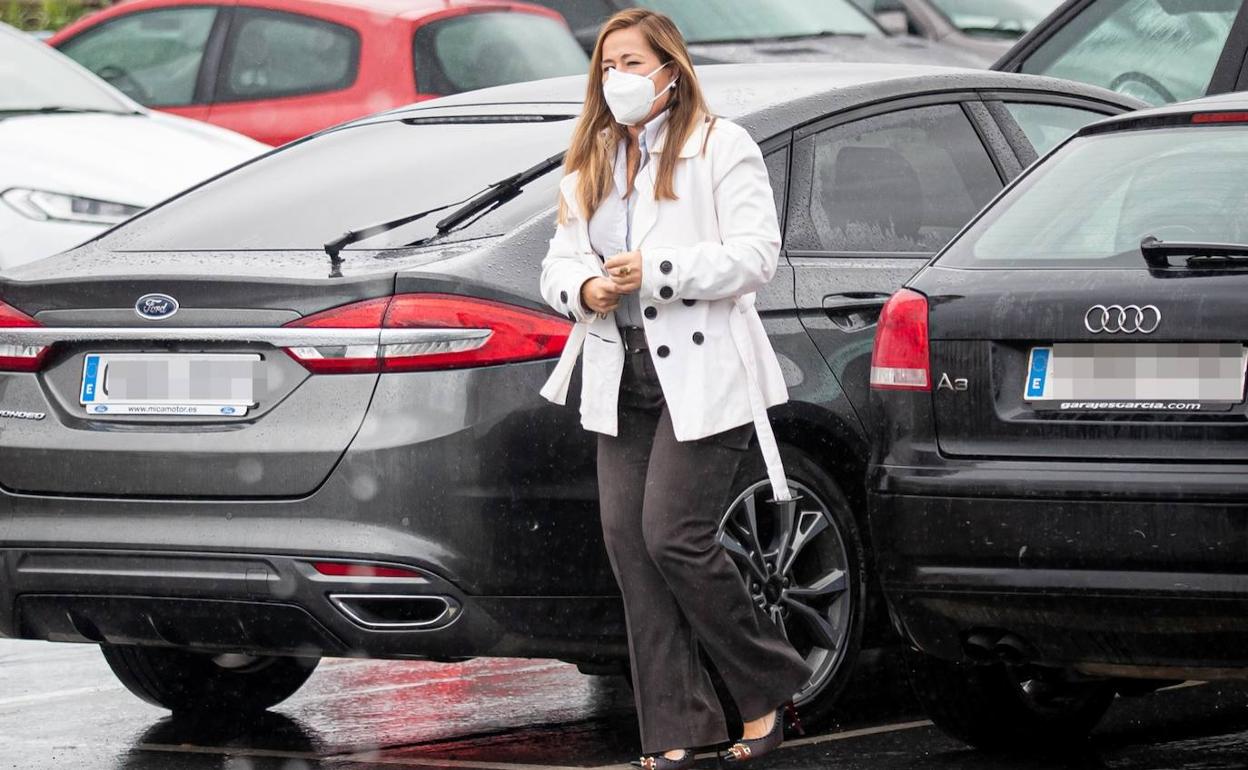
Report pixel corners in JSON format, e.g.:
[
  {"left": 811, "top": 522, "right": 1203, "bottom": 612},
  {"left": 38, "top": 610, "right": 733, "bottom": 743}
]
[
  {"left": 1140, "top": 235, "right": 1248, "bottom": 268},
  {"left": 323, "top": 151, "right": 565, "bottom": 268}
]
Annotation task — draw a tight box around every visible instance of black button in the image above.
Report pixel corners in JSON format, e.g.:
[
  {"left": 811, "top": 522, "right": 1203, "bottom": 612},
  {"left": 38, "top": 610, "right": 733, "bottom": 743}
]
[
  {"left": 660, "top": 260, "right": 673, "bottom": 274},
  {"left": 560, "top": 290, "right": 568, "bottom": 303},
  {"left": 567, "top": 311, "right": 575, "bottom": 321},
  {"left": 682, "top": 299, "right": 696, "bottom": 306},
  {"left": 692, "top": 332, "right": 704, "bottom": 345},
  {"left": 659, "top": 286, "right": 673, "bottom": 299},
  {"left": 644, "top": 306, "right": 657, "bottom": 320},
  {"left": 656, "top": 345, "right": 670, "bottom": 358}
]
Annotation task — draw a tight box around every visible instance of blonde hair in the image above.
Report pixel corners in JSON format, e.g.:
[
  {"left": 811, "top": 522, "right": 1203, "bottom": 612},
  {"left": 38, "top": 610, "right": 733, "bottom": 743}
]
[{"left": 557, "top": 8, "right": 713, "bottom": 225}]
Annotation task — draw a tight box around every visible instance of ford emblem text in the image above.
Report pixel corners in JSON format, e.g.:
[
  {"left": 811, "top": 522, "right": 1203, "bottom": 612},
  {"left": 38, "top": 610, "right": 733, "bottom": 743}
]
[{"left": 135, "top": 293, "right": 179, "bottom": 320}]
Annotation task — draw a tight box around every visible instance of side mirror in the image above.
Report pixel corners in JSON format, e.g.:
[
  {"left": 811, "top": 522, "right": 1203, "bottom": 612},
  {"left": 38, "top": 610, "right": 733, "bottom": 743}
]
[{"left": 875, "top": 10, "right": 909, "bottom": 35}]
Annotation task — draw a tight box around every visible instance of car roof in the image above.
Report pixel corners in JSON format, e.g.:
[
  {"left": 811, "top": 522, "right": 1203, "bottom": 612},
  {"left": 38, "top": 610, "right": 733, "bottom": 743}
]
[
  {"left": 106, "top": 0, "right": 552, "bottom": 21},
  {"left": 361, "top": 62, "right": 1145, "bottom": 140}
]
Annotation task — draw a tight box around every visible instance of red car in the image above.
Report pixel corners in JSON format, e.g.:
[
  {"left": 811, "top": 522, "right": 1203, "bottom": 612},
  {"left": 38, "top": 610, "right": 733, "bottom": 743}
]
[{"left": 49, "top": 0, "right": 588, "bottom": 146}]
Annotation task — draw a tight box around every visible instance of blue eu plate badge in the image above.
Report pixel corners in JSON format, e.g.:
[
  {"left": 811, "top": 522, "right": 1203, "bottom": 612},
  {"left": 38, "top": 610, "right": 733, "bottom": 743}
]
[{"left": 1025, "top": 347, "right": 1051, "bottom": 400}]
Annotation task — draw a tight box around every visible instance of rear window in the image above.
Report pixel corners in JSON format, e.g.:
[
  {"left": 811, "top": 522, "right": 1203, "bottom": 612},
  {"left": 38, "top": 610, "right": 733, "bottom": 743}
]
[
  {"left": 413, "top": 12, "right": 588, "bottom": 95},
  {"left": 938, "top": 125, "right": 1248, "bottom": 269},
  {"left": 99, "top": 116, "right": 576, "bottom": 251}
]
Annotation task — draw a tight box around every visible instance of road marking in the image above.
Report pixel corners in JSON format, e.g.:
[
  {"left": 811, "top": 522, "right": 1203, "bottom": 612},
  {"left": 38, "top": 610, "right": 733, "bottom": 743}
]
[{"left": 0, "top": 685, "right": 120, "bottom": 709}]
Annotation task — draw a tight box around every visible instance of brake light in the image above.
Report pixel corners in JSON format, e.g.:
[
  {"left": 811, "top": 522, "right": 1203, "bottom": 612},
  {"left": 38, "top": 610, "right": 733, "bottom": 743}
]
[
  {"left": 283, "top": 293, "right": 571, "bottom": 374},
  {"left": 870, "top": 289, "right": 930, "bottom": 391},
  {"left": 1192, "top": 111, "right": 1248, "bottom": 124},
  {"left": 311, "top": 561, "right": 428, "bottom": 579},
  {"left": 0, "top": 300, "right": 48, "bottom": 372}
]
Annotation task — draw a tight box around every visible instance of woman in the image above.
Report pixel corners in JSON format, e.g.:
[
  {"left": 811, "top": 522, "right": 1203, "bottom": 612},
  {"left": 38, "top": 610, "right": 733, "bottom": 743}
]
[{"left": 538, "top": 9, "right": 813, "bottom": 769}]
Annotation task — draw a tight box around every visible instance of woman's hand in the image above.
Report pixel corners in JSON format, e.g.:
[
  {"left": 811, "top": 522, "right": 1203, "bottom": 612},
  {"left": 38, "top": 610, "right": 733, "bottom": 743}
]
[
  {"left": 604, "top": 250, "right": 643, "bottom": 294},
  {"left": 580, "top": 277, "right": 621, "bottom": 315}
]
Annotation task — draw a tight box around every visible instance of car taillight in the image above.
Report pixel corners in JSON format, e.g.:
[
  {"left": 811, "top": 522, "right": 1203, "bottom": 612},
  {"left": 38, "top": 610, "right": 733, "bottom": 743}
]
[
  {"left": 870, "top": 289, "right": 930, "bottom": 391},
  {"left": 0, "top": 300, "right": 48, "bottom": 373},
  {"left": 283, "top": 293, "right": 571, "bottom": 374}
]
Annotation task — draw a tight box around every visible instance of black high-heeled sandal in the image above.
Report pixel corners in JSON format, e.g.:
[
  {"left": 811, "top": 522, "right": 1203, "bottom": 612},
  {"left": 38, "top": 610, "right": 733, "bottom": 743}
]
[
  {"left": 631, "top": 749, "right": 695, "bottom": 770},
  {"left": 717, "top": 706, "right": 785, "bottom": 766}
]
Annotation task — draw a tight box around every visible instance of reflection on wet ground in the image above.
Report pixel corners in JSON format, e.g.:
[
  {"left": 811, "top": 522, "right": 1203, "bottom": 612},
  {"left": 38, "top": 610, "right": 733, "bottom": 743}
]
[{"left": 3, "top": 639, "right": 1248, "bottom": 769}]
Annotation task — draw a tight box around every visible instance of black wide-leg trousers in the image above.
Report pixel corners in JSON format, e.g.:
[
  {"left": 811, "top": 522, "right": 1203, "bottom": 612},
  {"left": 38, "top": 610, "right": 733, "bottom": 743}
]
[{"left": 596, "top": 328, "right": 814, "bottom": 754}]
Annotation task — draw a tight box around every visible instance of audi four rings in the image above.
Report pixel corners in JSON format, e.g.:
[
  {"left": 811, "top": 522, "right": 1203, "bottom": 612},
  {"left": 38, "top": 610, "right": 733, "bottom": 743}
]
[{"left": 1083, "top": 304, "right": 1162, "bottom": 334}]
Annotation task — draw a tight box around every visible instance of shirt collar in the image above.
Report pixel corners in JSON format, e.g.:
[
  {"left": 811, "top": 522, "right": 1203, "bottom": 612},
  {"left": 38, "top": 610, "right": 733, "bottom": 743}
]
[{"left": 640, "top": 108, "right": 670, "bottom": 154}]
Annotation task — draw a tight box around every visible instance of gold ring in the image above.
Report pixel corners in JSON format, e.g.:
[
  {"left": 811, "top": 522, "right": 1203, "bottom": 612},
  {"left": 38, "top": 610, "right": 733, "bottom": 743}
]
[{"left": 619, "top": 266, "right": 631, "bottom": 277}]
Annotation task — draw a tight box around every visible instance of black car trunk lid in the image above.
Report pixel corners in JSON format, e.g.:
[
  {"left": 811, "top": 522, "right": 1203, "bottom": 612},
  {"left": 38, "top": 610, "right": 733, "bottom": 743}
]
[{"left": 919, "top": 266, "right": 1248, "bottom": 462}]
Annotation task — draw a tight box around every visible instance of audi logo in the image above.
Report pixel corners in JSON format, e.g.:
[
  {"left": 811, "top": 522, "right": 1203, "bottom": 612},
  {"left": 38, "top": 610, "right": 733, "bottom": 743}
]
[{"left": 1084, "top": 304, "right": 1161, "bottom": 334}]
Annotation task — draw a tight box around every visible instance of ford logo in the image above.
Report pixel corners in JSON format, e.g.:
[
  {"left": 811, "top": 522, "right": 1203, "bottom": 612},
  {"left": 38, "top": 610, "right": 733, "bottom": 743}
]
[
  {"left": 220, "top": 406, "right": 236, "bottom": 415},
  {"left": 135, "top": 293, "right": 179, "bottom": 320}
]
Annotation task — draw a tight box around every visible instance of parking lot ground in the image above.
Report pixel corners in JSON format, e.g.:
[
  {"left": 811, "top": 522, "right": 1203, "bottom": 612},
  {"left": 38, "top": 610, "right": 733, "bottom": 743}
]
[{"left": 4, "top": 638, "right": 1248, "bottom": 769}]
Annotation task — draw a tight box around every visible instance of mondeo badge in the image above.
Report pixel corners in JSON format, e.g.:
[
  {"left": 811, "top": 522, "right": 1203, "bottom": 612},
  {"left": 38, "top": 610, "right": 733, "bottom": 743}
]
[
  {"left": 1084, "top": 304, "right": 1160, "bottom": 334},
  {"left": 135, "top": 293, "right": 179, "bottom": 320}
]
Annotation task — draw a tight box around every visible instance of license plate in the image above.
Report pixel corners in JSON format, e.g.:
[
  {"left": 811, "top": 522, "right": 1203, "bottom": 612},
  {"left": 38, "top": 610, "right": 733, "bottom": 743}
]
[
  {"left": 80, "top": 353, "right": 260, "bottom": 416},
  {"left": 1024, "top": 343, "right": 1248, "bottom": 411}
]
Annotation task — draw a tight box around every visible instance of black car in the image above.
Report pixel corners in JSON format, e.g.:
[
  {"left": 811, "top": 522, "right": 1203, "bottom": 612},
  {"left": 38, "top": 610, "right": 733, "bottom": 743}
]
[
  {"left": 869, "top": 93, "right": 1248, "bottom": 750},
  {"left": 0, "top": 64, "right": 1137, "bottom": 724},
  {"left": 995, "top": 0, "right": 1248, "bottom": 106},
  {"left": 531, "top": 0, "right": 989, "bottom": 66}
]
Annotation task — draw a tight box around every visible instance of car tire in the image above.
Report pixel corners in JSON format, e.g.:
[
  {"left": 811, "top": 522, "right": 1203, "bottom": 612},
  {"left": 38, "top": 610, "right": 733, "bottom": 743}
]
[
  {"left": 717, "top": 444, "right": 868, "bottom": 731},
  {"left": 100, "top": 645, "right": 319, "bottom": 714},
  {"left": 902, "top": 646, "right": 1115, "bottom": 752}
]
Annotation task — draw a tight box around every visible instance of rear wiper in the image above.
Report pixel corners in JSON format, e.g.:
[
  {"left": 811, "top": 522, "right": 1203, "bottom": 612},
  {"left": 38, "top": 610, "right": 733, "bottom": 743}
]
[
  {"left": 413, "top": 151, "right": 565, "bottom": 247},
  {"left": 1140, "top": 235, "right": 1248, "bottom": 268},
  {"left": 323, "top": 151, "right": 565, "bottom": 268}
]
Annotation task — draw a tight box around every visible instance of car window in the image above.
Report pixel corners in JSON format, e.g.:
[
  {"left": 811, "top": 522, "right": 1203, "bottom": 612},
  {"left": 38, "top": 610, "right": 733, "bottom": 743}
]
[
  {"left": 1, "top": 24, "right": 130, "bottom": 112},
  {"left": 218, "top": 9, "right": 358, "bottom": 101},
  {"left": 1019, "top": 0, "right": 1243, "bottom": 105},
  {"left": 529, "top": 0, "right": 617, "bottom": 35},
  {"left": 1004, "top": 102, "right": 1109, "bottom": 156},
  {"left": 413, "top": 12, "right": 588, "bottom": 96},
  {"left": 929, "top": 0, "right": 1062, "bottom": 39},
  {"left": 787, "top": 104, "right": 1003, "bottom": 255},
  {"left": 636, "top": 0, "right": 882, "bottom": 42},
  {"left": 58, "top": 7, "right": 217, "bottom": 107},
  {"left": 939, "top": 126, "right": 1248, "bottom": 269},
  {"left": 99, "top": 115, "right": 576, "bottom": 251}
]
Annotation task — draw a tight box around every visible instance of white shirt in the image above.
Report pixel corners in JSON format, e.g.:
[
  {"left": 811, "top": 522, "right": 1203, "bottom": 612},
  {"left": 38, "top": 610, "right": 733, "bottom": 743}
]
[{"left": 586, "top": 108, "right": 670, "bottom": 328}]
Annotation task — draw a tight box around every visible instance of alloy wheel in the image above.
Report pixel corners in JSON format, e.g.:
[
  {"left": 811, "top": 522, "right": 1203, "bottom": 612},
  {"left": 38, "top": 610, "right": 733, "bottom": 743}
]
[{"left": 716, "top": 479, "right": 853, "bottom": 708}]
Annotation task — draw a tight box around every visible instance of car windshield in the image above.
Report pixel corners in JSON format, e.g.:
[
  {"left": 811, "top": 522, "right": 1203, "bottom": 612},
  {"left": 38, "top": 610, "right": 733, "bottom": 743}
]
[
  {"left": 99, "top": 115, "right": 577, "bottom": 251},
  {"left": 938, "top": 124, "right": 1248, "bottom": 269},
  {"left": 929, "top": 0, "right": 1062, "bottom": 39},
  {"left": 0, "top": 25, "right": 132, "bottom": 113},
  {"left": 635, "top": 0, "right": 881, "bottom": 42}
]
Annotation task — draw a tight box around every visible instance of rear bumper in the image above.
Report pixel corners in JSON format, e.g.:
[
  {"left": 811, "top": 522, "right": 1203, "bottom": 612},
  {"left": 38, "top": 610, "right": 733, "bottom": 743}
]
[
  {"left": 0, "top": 546, "right": 625, "bottom": 662},
  {"left": 870, "top": 463, "right": 1248, "bottom": 675}
]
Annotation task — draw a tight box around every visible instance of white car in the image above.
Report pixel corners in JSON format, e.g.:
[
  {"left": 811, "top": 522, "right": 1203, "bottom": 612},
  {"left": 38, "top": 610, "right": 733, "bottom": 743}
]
[{"left": 1, "top": 23, "right": 265, "bottom": 272}]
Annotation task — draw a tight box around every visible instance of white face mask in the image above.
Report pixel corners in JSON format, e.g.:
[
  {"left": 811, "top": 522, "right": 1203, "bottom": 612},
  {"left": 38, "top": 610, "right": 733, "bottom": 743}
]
[{"left": 602, "top": 61, "right": 677, "bottom": 126}]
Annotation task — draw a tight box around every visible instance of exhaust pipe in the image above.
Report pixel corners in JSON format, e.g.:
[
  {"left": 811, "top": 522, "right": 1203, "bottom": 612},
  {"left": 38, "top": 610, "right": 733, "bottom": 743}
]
[{"left": 329, "top": 594, "right": 460, "bottom": 630}]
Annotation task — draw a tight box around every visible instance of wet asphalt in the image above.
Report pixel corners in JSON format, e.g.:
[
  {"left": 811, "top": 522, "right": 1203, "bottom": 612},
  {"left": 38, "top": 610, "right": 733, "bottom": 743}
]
[{"left": 3, "top": 639, "right": 1248, "bottom": 769}]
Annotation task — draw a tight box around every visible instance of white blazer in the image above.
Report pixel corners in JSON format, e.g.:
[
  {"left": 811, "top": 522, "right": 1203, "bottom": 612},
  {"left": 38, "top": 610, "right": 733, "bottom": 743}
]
[{"left": 539, "top": 115, "right": 792, "bottom": 498}]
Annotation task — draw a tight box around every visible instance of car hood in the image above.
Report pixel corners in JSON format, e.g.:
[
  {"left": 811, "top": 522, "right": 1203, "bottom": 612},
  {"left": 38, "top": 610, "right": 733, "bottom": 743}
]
[
  {"left": 0, "top": 110, "right": 265, "bottom": 207},
  {"left": 687, "top": 34, "right": 988, "bottom": 68}
]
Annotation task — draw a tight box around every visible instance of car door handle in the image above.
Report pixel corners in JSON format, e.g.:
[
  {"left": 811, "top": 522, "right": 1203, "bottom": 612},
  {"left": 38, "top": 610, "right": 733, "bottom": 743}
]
[{"left": 821, "top": 293, "right": 890, "bottom": 331}]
